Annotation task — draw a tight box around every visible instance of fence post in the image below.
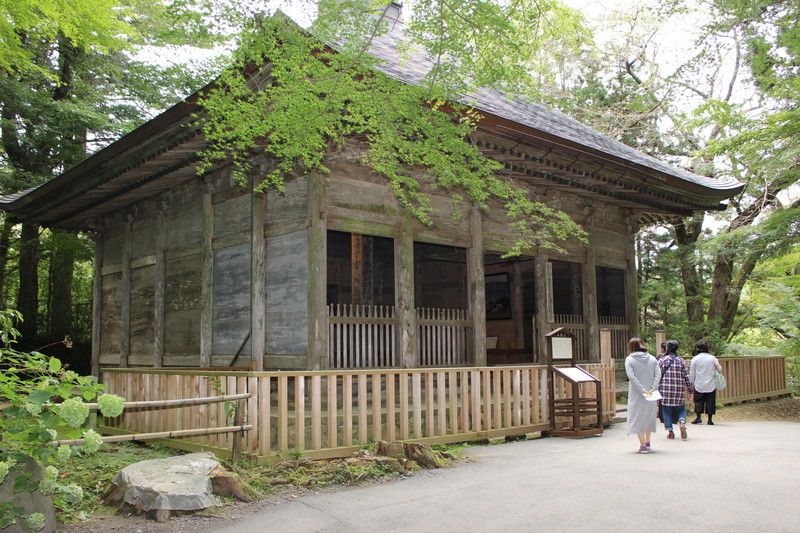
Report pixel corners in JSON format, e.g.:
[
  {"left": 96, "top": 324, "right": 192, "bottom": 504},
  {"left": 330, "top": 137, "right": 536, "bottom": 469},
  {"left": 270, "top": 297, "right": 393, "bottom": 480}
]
[{"left": 231, "top": 398, "right": 245, "bottom": 462}]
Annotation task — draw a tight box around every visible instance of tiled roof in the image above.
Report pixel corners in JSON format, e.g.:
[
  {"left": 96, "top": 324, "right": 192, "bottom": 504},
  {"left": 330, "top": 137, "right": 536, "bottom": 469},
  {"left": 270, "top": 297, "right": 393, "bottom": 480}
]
[{"left": 363, "top": 27, "right": 741, "bottom": 192}]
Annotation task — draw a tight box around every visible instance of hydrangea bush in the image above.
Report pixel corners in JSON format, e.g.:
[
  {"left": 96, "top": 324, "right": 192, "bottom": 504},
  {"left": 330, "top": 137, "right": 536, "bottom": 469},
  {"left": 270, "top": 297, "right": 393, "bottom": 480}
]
[{"left": 0, "top": 310, "right": 125, "bottom": 530}]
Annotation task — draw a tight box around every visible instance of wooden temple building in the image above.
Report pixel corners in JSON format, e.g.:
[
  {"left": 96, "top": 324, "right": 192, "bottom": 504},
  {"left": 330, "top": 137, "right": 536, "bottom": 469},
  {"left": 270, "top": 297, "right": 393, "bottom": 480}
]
[{"left": 0, "top": 14, "right": 743, "bottom": 376}]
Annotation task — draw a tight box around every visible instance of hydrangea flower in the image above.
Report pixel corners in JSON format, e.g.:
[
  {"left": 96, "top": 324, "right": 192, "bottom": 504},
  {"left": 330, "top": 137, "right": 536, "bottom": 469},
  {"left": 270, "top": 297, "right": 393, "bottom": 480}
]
[
  {"left": 59, "top": 483, "right": 84, "bottom": 504},
  {"left": 24, "top": 513, "right": 46, "bottom": 532},
  {"left": 46, "top": 429, "right": 58, "bottom": 441},
  {"left": 39, "top": 466, "right": 58, "bottom": 495},
  {"left": 80, "top": 429, "right": 103, "bottom": 454},
  {"left": 55, "top": 445, "right": 71, "bottom": 463},
  {"left": 97, "top": 394, "right": 125, "bottom": 418},
  {"left": 24, "top": 402, "right": 43, "bottom": 416},
  {"left": 59, "top": 397, "right": 89, "bottom": 428},
  {"left": 0, "top": 459, "right": 14, "bottom": 484}
]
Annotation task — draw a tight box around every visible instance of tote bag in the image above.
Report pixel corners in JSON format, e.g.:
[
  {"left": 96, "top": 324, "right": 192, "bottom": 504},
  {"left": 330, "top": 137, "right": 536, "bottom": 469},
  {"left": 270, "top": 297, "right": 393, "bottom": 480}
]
[{"left": 715, "top": 371, "right": 727, "bottom": 391}]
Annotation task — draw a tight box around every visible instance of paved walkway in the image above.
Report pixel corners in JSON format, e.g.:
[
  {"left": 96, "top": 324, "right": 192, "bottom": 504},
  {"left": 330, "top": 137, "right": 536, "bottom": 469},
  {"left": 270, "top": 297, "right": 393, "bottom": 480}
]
[{"left": 214, "top": 420, "right": 800, "bottom": 533}]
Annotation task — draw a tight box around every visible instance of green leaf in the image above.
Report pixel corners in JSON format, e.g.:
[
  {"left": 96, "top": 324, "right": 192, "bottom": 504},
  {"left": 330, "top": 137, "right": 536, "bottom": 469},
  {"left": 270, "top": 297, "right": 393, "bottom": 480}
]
[
  {"left": 12, "top": 472, "right": 32, "bottom": 493},
  {"left": 27, "top": 389, "right": 54, "bottom": 404},
  {"left": 48, "top": 357, "right": 62, "bottom": 372}
]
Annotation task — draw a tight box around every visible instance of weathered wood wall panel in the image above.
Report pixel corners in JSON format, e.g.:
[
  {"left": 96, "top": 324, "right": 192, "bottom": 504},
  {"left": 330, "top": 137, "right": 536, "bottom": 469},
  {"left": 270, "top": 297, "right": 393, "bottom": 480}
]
[
  {"left": 102, "top": 228, "right": 123, "bottom": 271},
  {"left": 164, "top": 254, "right": 202, "bottom": 361},
  {"left": 266, "top": 176, "right": 308, "bottom": 236},
  {"left": 213, "top": 193, "right": 250, "bottom": 248},
  {"left": 213, "top": 243, "right": 251, "bottom": 357},
  {"left": 265, "top": 230, "right": 308, "bottom": 359},
  {"left": 100, "top": 272, "right": 122, "bottom": 357},
  {"left": 165, "top": 202, "right": 202, "bottom": 261},
  {"left": 593, "top": 228, "right": 627, "bottom": 268},
  {"left": 129, "top": 265, "right": 155, "bottom": 362}
]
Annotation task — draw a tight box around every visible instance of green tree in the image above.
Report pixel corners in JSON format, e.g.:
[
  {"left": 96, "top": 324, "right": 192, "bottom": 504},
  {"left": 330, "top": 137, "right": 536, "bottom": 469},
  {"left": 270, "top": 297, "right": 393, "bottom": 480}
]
[
  {"left": 0, "top": 0, "right": 227, "bottom": 349},
  {"left": 197, "top": 0, "right": 590, "bottom": 254}
]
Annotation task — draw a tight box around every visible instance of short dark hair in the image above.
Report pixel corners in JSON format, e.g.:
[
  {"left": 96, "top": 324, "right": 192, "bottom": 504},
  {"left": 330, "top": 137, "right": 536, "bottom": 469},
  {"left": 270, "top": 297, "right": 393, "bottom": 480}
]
[
  {"left": 665, "top": 339, "right": 679, "bottom": 355},
  {"left": 694, "top": 341, "right": 710, "bottom": 355}
]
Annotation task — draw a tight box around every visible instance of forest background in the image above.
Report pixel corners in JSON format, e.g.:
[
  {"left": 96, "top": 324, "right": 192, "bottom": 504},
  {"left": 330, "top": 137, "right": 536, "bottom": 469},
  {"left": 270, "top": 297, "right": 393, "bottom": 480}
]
[{"left": 0, "top": 0, "right": 797, "bottom": 390}]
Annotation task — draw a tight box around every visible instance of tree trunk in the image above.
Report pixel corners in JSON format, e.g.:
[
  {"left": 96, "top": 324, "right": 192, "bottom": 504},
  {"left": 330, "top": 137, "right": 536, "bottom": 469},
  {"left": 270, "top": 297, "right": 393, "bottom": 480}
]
[
  {"left": 0, "top": 217, "right": 14, "bottom": 306},
  {"left": 672, "top": 215, "right": 706, "bottom": 335},
  {"left": 17, "top": 222, "right": 40, "bottom": 341},
  {"left": 47, "top": 230, "right": 77, "bottom": 339}
]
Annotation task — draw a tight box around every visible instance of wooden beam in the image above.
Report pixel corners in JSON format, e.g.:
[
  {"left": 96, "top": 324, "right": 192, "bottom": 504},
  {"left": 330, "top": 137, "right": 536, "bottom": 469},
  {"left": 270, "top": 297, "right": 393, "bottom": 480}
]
[
  {"left": 584, "top": 207, "right": 600, "bottom": 362},
  {"left": 395, "top": 216, "right": 417, "bottom": 368},
  {"left": 119, "top": 215, "right": 132, "bottom": 368},
  {"left": 200, "top": 180, "right": 213, "bottom": 367},
  {"left": 307, "top": 173, "right": 328, "bottom": 370},
  {"left": 153, "top": 200, "right": 167, "bottom": 368},
  {"left": 91, "top": 231, "right": 103, "bottom": 378},
  {"left": 625, "top": 213, "right": 640, "bottom": 339},
  {"left": 468, "top": 204, "right": 486, "bottom": 366},
  {"left": 251, "top": 188, "right": 267, "bottom": 371}
]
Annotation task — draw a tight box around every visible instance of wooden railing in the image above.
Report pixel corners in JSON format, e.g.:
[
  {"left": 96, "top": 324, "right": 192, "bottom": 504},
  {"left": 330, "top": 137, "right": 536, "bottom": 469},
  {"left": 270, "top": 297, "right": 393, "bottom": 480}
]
[
  {"left": 598, "top": 316, "right": 630, "bottom": 360},
  {"left": 416, "top": 307, "right": 471, "bottom": 367},
  {"left": 714, "top": 356, "right": 789, "bottom": 404},
  {"left": 553, "top": 314, "right": 588, "bottom": 361},
  {"left": 328, "top": 305, "right": 473, "bottom": 369},
  {"left": 328, "top": 305, "right": 397, "bottom": 368},
  {"left": 100, "top": 364, "right": 616, "bottom": 461}
]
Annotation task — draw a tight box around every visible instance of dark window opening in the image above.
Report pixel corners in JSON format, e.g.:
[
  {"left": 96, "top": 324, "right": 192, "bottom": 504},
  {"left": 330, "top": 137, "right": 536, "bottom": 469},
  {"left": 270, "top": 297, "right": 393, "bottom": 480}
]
[
  {"left": 550, "top": 260, "right": 583, "bottom": 316},
  {"left": 596, "top": 266, "right": 626, "bottom": 318},
  {"left": 327, "top": 230, "right": 395, "bottom": 306},
  {"left": 414, "top": 242, "right": 467, "bottom": 309}
]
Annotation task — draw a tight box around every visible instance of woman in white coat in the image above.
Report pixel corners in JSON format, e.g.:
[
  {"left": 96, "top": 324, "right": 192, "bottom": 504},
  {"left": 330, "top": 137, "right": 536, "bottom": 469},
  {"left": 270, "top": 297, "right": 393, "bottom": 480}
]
[
  {"left": 625, "top": 337, "right": 661, "bottom": 453},
  {"left": 689, "top": 340, "right": 723, "bottom": 425}
]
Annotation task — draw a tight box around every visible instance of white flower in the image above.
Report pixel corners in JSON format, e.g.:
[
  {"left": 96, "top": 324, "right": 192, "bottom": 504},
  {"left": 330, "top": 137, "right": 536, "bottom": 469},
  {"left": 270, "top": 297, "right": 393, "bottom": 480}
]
[
  {"left": 97, "top": 394, "right": 125, "bottom": 418},
  {"left": 25, "top": 513, "right": 46, "bottom": 531},
  {"left": 59, "top": 398, "right": 89, "bottom": 428},
  {"left": 80, "top": 429, "right": 103, "bottom": 454}
]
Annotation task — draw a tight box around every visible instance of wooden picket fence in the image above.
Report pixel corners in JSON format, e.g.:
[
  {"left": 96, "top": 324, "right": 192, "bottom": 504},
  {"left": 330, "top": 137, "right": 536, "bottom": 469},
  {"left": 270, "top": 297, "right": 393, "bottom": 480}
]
[
  {"left": 99, "top": 363, "right": 615, "bottom": 462},
  {"left": 715, "top": 356, "right": 789, "bottom": 404}
]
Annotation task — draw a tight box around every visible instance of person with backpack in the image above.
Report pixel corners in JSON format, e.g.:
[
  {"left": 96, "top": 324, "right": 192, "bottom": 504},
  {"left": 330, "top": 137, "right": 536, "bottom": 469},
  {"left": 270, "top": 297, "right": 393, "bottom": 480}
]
[
  {"left": 689, "top": 340, "right": 723, "bottom": 425},
  {"left": 624, "top": 337, "right": 660, "bottom": 454},
  {"left": 658, "top": 340, "right": 693, "bottom": 440}
]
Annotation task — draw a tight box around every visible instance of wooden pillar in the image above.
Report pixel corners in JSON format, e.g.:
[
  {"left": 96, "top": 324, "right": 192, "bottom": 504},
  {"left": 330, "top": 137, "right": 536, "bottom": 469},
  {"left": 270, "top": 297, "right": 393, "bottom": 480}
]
[
  {"left": 200, "top": 179, "right": 213, "bottom": 367},
  {"left": 534, "top": 254, "right": 550, "bottom": 363},
  {"left": 584, "top": 206, "right": 599, "bottom": 362},
  {"left": 307, "top": 173, "right": 328, "bottom": 370},
  {"left": 655, "top": 330, "right": 667, "bottom": 353},
  {"left": 90, "top": 230, "right": 103, "bottom": 378},
  {"left": 512, "top": 262, "right": 524, "bottom": 350},
  {"left": 395, "top": 215, "right": 417, "bottom": 368},
  {"left": 351, "top": 233, "right": 363, "bottom": 305},
  {"left": 625, "top": 214, "right": 640, "bottom": 338},
  {"left": 251, "top": 188, "right": 267, "bottom": 371},
  {"left": 153, "top": 199, "right": 167, "bottom": 368},
  {"left": 119, "top": 215, "right": 132, "bottom": 368},
  {"left": 468, "top": 204, "right": 486, "bottom": 366}
]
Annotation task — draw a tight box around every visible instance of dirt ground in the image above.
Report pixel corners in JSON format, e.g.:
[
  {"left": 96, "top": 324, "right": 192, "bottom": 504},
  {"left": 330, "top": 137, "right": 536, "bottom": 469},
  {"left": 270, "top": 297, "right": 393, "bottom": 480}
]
[{"left": 59, "top": 396, "right": 800, "bottom": 533}]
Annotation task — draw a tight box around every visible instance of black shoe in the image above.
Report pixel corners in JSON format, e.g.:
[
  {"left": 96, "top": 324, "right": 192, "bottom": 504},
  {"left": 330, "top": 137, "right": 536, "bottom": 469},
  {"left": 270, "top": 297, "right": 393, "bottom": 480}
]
[
  {"left": 691, "top": 418, "right": 702, "bottom": 424},
  {"left": 707, "top": 420, "right": 715, "bottom": 425}
]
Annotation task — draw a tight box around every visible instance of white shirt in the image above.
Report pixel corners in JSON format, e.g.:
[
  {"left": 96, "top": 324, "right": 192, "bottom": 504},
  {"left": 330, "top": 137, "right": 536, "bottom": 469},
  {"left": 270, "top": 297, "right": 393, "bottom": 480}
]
[{"left": 689, "top": 352, "right": 722, "bottom": 393}]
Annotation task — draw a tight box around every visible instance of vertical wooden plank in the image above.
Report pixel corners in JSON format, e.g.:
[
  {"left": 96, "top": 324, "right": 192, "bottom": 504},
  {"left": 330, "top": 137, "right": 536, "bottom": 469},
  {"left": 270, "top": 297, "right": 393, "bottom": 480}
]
[
  {"left": 307, "top": 173, "right": 328, "bottom": 370},
  {"left": 482, "top": 369, "right": 491, "bottom": 430},
  {"left": 448, "top": 370, "right": 458, "bottom": 434},
  {"left": 296, "top": 376, "right": 306, "bottom": 450},
  {"left": 251, "top": 191, "right": 267, "bottom": 371},
  {"left": 372, "top": 373, "right": 382, "bottom": 442},
  {"left": 522, "top": 369, "right": 531, "bottom": 425},
  {"left": 503, "top": 369, "right": 512, "bottom": 428},
  {"left": 256, "top": 375, "right": 270, "bottom": 455},
  {"left": 351, "top": 233, "right": 363, "bottom": 305},
  {"left": 200, "top": 181, "right": 213, "bottom": 367},
  {"left": 278, "top": 375, "right": 289, "bottom": 451},
  {"left": 153, "top": 202, "right": 167, "bottom": 368},
  {"left": 583, "top": 209, "right": 599, "bottom": 362},
  {"left": 437, "top": 371, "right": 446, "bottom": 436},
  {"left": 327, "top": 374, "right": 338, "bottom": 449},
  {"left": 625, "top": 214, "right": 640, "bottom": 338},
  {"left": 343, "top": 374, "right": 353, "bottom": 446},
  {"left": 460, "top": 370, "right": 470, "bottom": 432},
  {"left": 493, "top": 369, "right": 501, "bottom": 429},
  {"left": 513, "top": 370, "right": 522, "bottom": 427},
  {"left": 399, "top": 372, "right": 409, "bottom": 439},
  {"left": 395, "top": 216, "right": 417, "bottom": 368},
  {"left": 412, "top": 372, "right": 422, "bottom": 438},
  {"left": 386, "top": 372, "right": 396, "bottom": 441},
  {"left": 425, "top": 372, "right": 434, "bottom": 437},
  {"left": 468, "top": 204, "right": 486, "bottom": 365},
  {"left": 471, "top": 371, "right": 481, "bottom": 432},
  {"left": 311, "top": 375, "right": 322, "bottom": 450},
  {"left": 90, "top": 233, "right": 103, "bottom": 378},
  {"left": 119, "top": 216, "right": 132, "bottom": 368},
  {"left": 197, "top": 376, "right": 208, "bottom": 445},
  {"left": 358, "top": 373, "right": 368, "bottom": 443}
]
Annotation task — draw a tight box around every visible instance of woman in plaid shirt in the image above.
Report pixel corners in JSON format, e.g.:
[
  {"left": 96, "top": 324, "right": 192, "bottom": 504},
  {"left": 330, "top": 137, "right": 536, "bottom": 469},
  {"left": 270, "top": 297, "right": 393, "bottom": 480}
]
[{"left": 658, "top": 340, "right": 694, "bottom": 440}]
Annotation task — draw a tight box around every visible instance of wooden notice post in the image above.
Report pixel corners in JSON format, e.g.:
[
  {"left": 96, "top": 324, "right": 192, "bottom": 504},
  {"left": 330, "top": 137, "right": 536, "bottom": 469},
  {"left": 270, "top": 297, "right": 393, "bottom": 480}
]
[{"left": 546, "top": 328, "right": 604, "bottom": 438}]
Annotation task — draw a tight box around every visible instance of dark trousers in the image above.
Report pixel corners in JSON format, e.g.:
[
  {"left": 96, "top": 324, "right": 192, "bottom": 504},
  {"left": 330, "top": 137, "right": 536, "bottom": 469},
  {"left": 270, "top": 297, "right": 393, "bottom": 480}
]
[{"left": 694, "top": 389, "right": 717, "bottom": 415}]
